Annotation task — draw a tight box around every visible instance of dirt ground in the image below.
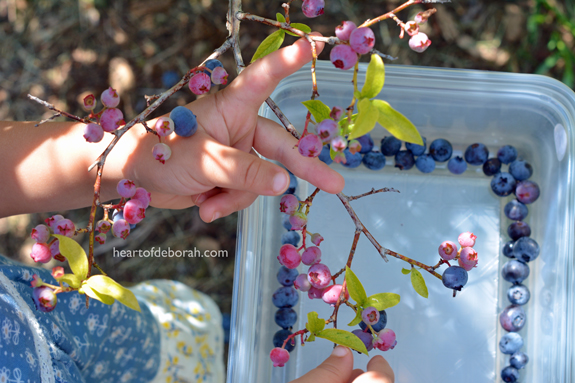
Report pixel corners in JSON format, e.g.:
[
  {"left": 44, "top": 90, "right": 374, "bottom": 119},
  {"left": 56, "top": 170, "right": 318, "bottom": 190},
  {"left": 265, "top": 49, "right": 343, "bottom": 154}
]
[{"left": 0, "top": 0, "right": 573, "bottom": 341}]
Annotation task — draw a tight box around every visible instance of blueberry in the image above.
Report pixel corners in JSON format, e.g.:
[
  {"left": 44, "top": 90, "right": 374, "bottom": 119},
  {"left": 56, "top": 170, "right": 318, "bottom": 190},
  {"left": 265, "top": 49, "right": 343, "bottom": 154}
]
[
  {"left": 497, "top": 145, "right": 518, "bottom": 164},
  {"left": 282, "top": 215, "right": 293, "bottom": 231},
  {"left": 502, "top": 240, "right": 515, "bottom": 258},
  {"left": 342, "top": 149, "right": 362, "bottom": 168},
  {"left": 507, "top": 221, "right": 531, "bottom": 241},
  {"left": 394, "top": 150, "right": 415, "bottom": 170},
  {"left": 504, "top": 200, "right": 528, "bottom": 221},
  {"left": 357, "top": 134, "right": 374, "bottom": 154},
  {"left": 491, "top": 172, "right": 517, "bottom": 197},
  {"left": 272, "top": 286, "right": 299, "bottom": 308},
  {"left": 202, "top": 59, "right": 224, "bottom": 84},
  {"left": 281, "top": 231, "right": 301, "bottom": 246},
  {"left": 501, "top": 366, "right": 520, "bottom": 382},
  {"left": 161, "top": 70, "right": 180, "bottom": 88},
  {"left": 500, "top": 305, "right": 526, "bottom": 332},
  {"left": 513, "top": 237, "right": 540, "bottom": 262},
  {"left": 275, "top": 308, "right": 297, "bottom": 329},
  {"left": 277, "top": 266, "right": 299, "bottom": 286},
  {"left": 447, "top": 156, "right": 467, "bottom": 174},
  {"left": 429, "top": 138, "right": 453, "bottom": 162},
  {"left": 515, "top": 180, "right": 540, "bottom": 204},
  {"left": 352, "top": 329, "right": 374, "bottom": 352},
  {"left": 507, "top": 284, "right": 530, "bottom": 305},
  {"left": 442, "top": 266, "right": 468, "bottom": 291},
  {"left": 501, "top": 260, "right": 530, "bottom": 284},
  {"left": 112, "top": 210, "right": 136, "bottom": 229},
  {"left": 509, "top": 158, "right": 533, "bottom": 181},
  {"left": 273, "top": 329, "right": 295, "bottom": 352},
  {"left": 169, "top": 106, "right": 198, "bottom": 137},
  {"left": 380, "top": 136, "right": 402, "bottom": 156},
  {"left": 510, "top": 352, "right": 529, "bottom": 369},
  {"left": 464, "top": 143, "right": 489, "bottom": 165},
  {"left": 406, "top": 137, "right": 427, "bottom": 156},
  {"left": 482, "top": 158, "right": 501, "bottom": 176},
  {"left": 415, "top": 154, "right": 435, "bottom": 173},
  {"left": 362, "top": 151, "right": 386, "bottom": 170},
  {"left": 283, "top": 172, "right": 298, "bottom": 195},
  {"left": 318, "top": 145, "right": 333, "bottom": 165},
  {"left": 359, "top": 310, "right": 387, "bottom": 332},
  {"left": 499, "top": 332, "right": 524, "bottom": 354}
]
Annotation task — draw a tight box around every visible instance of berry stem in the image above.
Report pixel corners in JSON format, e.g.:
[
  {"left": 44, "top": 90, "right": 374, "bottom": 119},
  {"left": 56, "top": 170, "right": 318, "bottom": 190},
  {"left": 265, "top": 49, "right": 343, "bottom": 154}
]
[
  {"left": 346, "top": 187, "right": 400, "bottom": 202},
  {"left": 282, "top": 329, "right": 309, "bottom": 349},
  {"left": 330, "top": 230, "right": 360, "bottom": 328},
  {"left": 27, "top": 95, "right": 95, "bottom": 126},
  {"left": 359, "top": 0, "right": 423, "bottom": 28}
]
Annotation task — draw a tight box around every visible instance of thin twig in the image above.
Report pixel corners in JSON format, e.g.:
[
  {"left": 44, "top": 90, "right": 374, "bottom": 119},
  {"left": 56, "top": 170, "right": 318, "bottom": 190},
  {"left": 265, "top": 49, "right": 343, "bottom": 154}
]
[
  {"left": 347, "top": 187, "right": 400, "bottom": 202},
  {"left": 27, "top": 95, "right": 92, "bottom": 125}
]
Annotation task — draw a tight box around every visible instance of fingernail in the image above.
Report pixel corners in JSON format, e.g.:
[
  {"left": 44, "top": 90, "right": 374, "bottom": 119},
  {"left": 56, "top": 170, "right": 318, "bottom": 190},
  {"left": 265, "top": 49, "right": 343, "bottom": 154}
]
[
  {"left": 331, "top": 346, "right": 348, "bottom": 357},
  {"left": 195, "top": 194, "right": 207, "bottom": 205},
  {"left": 210, "top": 212, "right": 221, "bottom": 222},
  {"left": 272, "top": 173, "right": 289, "bottom": 194}
]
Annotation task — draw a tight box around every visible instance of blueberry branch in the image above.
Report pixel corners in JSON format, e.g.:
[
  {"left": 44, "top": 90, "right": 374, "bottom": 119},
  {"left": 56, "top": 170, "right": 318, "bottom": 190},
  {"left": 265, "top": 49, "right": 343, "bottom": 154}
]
[
  {"left": 330, "top": 230, "right": 361, "bottom": 328},
  {"left": 27, "top": 95, "right": 94, "bottom": 126},
  {"left": 346, "top": 187, "right": 400, "bottom": 202}
]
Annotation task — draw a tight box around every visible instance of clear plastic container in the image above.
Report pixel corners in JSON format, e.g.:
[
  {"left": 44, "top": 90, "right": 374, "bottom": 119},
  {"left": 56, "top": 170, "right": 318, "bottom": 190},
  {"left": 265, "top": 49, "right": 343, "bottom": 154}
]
[{"left": 228, "top": 61, "right": 575, "bottom": 383}]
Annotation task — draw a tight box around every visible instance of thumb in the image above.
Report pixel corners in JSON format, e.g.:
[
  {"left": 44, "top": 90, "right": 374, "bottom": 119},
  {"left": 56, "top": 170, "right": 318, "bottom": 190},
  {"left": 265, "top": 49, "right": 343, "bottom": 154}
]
[{"left": 291, "top": 346, "right": 354, "bottom": 383}]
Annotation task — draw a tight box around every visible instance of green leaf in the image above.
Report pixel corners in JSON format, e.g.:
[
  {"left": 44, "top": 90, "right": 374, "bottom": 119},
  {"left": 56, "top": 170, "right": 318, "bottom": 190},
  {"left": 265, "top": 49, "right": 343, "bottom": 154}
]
[
  {"left": 347, "top": 309, "right": 363, "bottom": 327},
  {"left": 401, "top": 268, "right": 412, "bottom": 275},
  {"left": 81, "top": 284, "right": 115, "bottom": 305},
  {"left": 53, "top": 235, "right": 89, "bottom": 281},
  {"left": 345, "top": 266, "right": 367, "bottom": 306},
  {"left": 301, "top": 100, "right": 331, "bottom": 123},
  {"left": 285, "top": 23, "right": 311, "bottom": 37},
  {"left": 250, "top": 30, "right": 286, "bottom": 63},
  {"left": 410, "top": 269, "right": 429, "bottom": 298},
  {"left": 361, "top": 54, "right": 385, "bottom": 99},
  {"left": 316, "top": 329, "right": 368, "bottom": 355},
  {"left": 305, "top": 311, "right": 325, "bottom": 334},
  {"left": 276, "top": 13, "right": 286, "bottom": 23},
  {"left": 86, "top": 275, "right": 141, "bottom": 312},
  {"left": 60, "top": 273, "right": 82, "bottom": 288},
  {"left": 364, "top": 293, "right": 400, "bottom": 311},
  {"left": 354, "top": 91, "right": 361, "bottom": 100},
  {"left": 307, "top": 334, "right": 316, "bottom": 342},
  {"left": 348, "top": 98, "right": 379, "bottom": 140},
  {"left": 372, "top": 99, "right": 423, "bottom": 145}
]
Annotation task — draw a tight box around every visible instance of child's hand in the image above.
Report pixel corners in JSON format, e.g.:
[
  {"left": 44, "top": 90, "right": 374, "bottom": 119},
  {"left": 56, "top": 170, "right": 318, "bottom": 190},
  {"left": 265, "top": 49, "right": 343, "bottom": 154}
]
[{"left": 289, "top": 346, "right": 394, "bottom": 383}]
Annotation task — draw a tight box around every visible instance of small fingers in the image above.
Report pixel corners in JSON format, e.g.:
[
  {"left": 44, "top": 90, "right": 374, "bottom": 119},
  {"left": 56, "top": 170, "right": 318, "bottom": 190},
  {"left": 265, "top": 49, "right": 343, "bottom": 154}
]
[
  {"left": 353, "top": 356, "right": 394, "bottom": 383},
  {"left": 197, "top": 188, "right": 258, "bottom": 223}
]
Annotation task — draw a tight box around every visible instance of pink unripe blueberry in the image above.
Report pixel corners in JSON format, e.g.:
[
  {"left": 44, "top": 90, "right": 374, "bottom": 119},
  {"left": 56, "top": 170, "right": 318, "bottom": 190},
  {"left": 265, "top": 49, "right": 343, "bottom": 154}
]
[
  {"left": 458, "top": 232, "right": 477, "bottom": 247},
  {"left": 153, "top": 143, "right": 172, "bottom": 164},
  {"left": 458, "top": 247, "right": 478, "bottom": 271},
  {"left": 83, "top": 94, "right": 96, "bottom": 111},
  {"left": 301, "top": 0, "right": 324, "bottom": 18},
  {"left": 322, "top": 284, "right": 349, "bottom": 305},
  {"left": 211, "top": 67, "right": 228, "bottom": 85},
  {"left": 95, "top": 233, "right": 107, "bottom": 245},
  {"left": 298, "top": 134, "right": 323, "bottom": 157},
  {"left": 307, "top": 286, "right": 326, "bottom": 299},
  {"left": 362, "top": 306, "right": 380, "bottom": 325},
  {"left": 123, "top": 199, "right": 146, "bottom": 225},
  {"left": 404, "top": 21, "right": 419, "bottom": 36},
  {"left": 308, "top": 263, "right": 331, "bottom": 289},
  {"left": 30, "top": 243, "right": 52, "bottom": 263},
  {"left": 101, "top": 87, "right": 120, "bottom": 108},
  {"left": 112, "top": 219, "right": 130, "bottom": 239},
  {"left": 54, "top": 219, "right": 75, "bottom": 238},
  {"left": 311, "top": 233, "right": 324, "bottom": 246},
  {"left": 278, "top": 244, "right": 302, "bottom": 269},
  {"left": 294, "top": 274, "right": 312, "bottom": 292},
  {"left": 154, "top": 117, "right": 175, "bottom": 137},
  {"left": 32, "top": 286, "right": 57, "bottom": 313},
  {"left": 83, "top": 123, "right": 104, "bottom": 143},
  {"left": 100, "top": 107, "right": 124, "bottom": 132},
  {"left": 189, "top": 72, "right": 211, "bottom": 95},
  {"left": 280, "top": 194, "right": 299, "bottom": 215},
  {"left": 330, "top": 44, "right": 358, "bottom": 70},
  {"left": 316, "top": 119, "right": 339, "bottom": 143},
  {"left": 438, "top": 241, "right": 458, "bottom": 261},
  {"left": 301, "top": 246, "right": 322, "bottom": 265},
  {"left": 409, "top": 32, "right": 431, "bottom": 53},
  {"left": 117, "top": 179, "right": 137, "bottom": 198},
  {"left": 50, "top": 240, "right": 61, "bottom": 259},
  {"left": 335, "top": 21, "right": 357, "bottom": 41},
  {"left": 31, "top": 274, "right": 42, "bottom": 288},
  {"left": 133, "top": 187, "right": 152, "bottom": 208},
  {"left": 96, "top": 220, "right": 112, "bottom": 234},
  {"left": 414, "top": 12, "right": 428, "bottom": 24},
  {"left": 373, "top": 328, "right": 397, "bottom": 351},
  {"left": 45, "top": 215, "right": 64, "bottom": 230},
  {"left": 31, "top": 224, "right": 50, "bottom": 243},
  {"left": 270, "top": 347, "right": 290, "bottom": 367},
  {"left": 348, "top": 139, "right": 361, "bottom": 154},
  {"left": 349, "top": 27, "right": 376, "bottom": 54},
  {"left": 289, "top": 211, "right": 308, "bottom": 230},
  {"left": 331, "top": 135, "right": 348, "bottom": 152},
  {"left": 51, "top": 266, "right": 64, "bottom": 279},
  {"left": 330, "top": 106, "right": 343, "bottom": 121}
]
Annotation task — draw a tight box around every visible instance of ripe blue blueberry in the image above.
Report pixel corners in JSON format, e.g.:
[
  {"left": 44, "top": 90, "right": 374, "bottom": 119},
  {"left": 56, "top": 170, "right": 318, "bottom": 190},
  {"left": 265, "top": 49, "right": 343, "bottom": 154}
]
[
  {"left": 277, "top": 266, "right": 299, "bottom": 286},
  {"left": 161, "top": 70, "right": 180, "bottom": 88},
  {"left": 273, "top": 329, "right": 295, "bottom": 352},
  {"left": 281, "top": 231, "right": 301, "bottom": 246},
  {"left": 406, "top": 137, "right": 426, "bottom": 156},
  {"left": 284, "top": 171, "right": 298, "bottom": 195},
  {"left": 482, "top": 158, "right": 501, "bottom": 176},
  {"left": 499, "top": 332, "right": 524, "bottom": 354},
  {"left": 415, "top": 154, "right": 435, "bottom": 173},
  {"left": 282, "top": 214, "right": 293, "bottom": 231},
  {"left": 169, "top": 106, "right": 198, "bottom": 137},
  {"left": 442, "top": 266, "right": 468, "bottom": 291},
  {"left": 394, "top": 150, "right": 415, "bottom": 170},
  {"left": 447, "top": 156, "right": 467, "bottom": 174},
  {"left": 357, "top": 134, "right": 374, "bottom": 154},
  {"left": 509, "top": 159, "right": 533, "bottom": 181},
  {"left": 510, "top": 352, "right": 529, "bottom": 369},
  {"left": 497, "top": 145, "right": 518, "bottom": 164},
  {"left": 342, "top": 149, "right": 362, "bottom": 168},
  {"left": 507, "top": 221, "right": 531, "bottom": 241},
  {"left": 380, "top": 136, "right": 402, "bottom": 156},
  {"left": 272, "top": 286, "right": 299, "bottom": 308},
  {"left": 464, "top": 143, "right": 488, "bottom": 165},
  {"left": 515, "top": 180, "right": 540, "bottom": 204},
  {"left": 491, "top": 172, "right": 517, "bottom": 197},
  {"left": 504, "top": 200, "right": 528, "bottom": 221},
  {"left": 502, "top": 240, "right": 515, "bottom": 258},
  {"left": 352, "top": 329, "right": 374, "bottom": 352},
  {"left": 512, "top": 237, "right": 540, "bottom": 262},
  {"left": 362, "top": 151, "right": 386, "bottom": 170},
  {"left": 501, "top": 260, "right": 530, "bottom": 284},
  {"left": 501, "top": 366, "right": 520, "bottom": 382},
  {"left": 318, "top": 145, "right": 333, "bottom": 165},
  {"left": 429, "top": 139, "right": 452, "bottom": 162},
  {"left": 500, "top": 305, "right": 526, "bottom": 332},
  {"left": 359, "top": 310, "right": 387, "bottom": 332},
  {"left": 275, "top": 308, "right": 298, "bottom": 329},
  {"left": 507, "top": 284, "right": 530, "bottom": 305}
]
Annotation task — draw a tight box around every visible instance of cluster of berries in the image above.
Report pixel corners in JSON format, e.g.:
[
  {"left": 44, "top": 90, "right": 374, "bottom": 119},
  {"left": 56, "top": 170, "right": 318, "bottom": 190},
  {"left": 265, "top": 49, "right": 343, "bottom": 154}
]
[
  {"left": 188, "top": 59, "right": 229, "bottom": 96},
  {"left": 352, "top": 307, "right": 396, "bottom": 352},
  {"left": 30, "top": 215, "right": 76, "bottom": 263},
  {"left": 438, "top": 232, "right": 478, "bottom": 292},
  {"left": 30, "top": 269, "right": 62, "bottom": 313},
  {"left": 82, "top": 87, "right": 125, "bottom": 143}
]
